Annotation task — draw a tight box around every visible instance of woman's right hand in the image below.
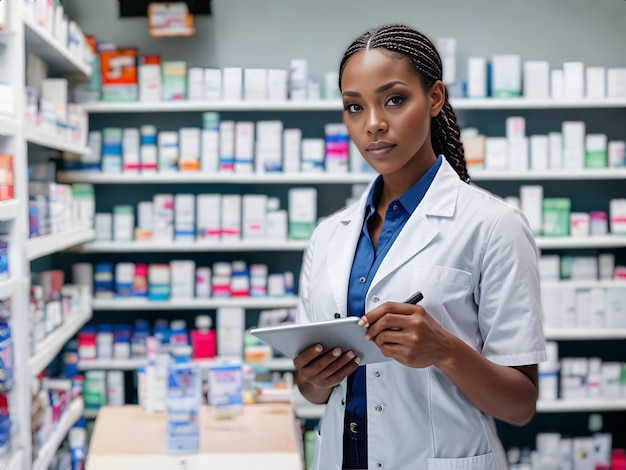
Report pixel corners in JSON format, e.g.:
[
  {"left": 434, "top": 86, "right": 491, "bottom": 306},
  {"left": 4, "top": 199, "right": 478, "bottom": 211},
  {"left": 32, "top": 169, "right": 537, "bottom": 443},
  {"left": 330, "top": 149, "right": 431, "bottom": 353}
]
[{"left": 294, "top": 344, "right": 361, "bottom": 390}]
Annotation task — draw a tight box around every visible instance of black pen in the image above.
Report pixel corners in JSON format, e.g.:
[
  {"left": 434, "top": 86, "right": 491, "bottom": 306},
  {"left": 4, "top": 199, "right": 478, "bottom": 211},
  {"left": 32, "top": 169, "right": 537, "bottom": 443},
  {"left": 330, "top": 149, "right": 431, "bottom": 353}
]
[{"left": 403, "top": 291, "right": 423, "bottom": 305}]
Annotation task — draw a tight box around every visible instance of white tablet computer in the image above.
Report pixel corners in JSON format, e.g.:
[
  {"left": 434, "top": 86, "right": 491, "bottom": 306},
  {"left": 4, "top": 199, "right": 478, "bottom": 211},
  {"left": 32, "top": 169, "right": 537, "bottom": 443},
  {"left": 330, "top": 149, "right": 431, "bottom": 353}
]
[{"left": 249, "top": 317, "right": 392, "bottom": 366}]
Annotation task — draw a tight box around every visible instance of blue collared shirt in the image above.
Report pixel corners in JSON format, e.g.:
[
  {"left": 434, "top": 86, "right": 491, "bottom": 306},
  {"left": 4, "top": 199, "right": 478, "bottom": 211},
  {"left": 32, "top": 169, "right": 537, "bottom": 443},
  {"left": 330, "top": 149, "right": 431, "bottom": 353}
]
[{"left": 345, "top": 155, "right": 443, "bottom": 419}]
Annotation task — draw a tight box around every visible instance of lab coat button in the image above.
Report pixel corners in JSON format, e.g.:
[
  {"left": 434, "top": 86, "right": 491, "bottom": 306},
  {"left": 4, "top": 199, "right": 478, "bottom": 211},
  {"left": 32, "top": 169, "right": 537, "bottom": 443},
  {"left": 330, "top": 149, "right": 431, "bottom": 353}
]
[
  {"left": 372, "top": 296, "right": 380, "bottom": 303},
  {"left": 374, "top": 370, "right": 381, "bottom": 378},
  {"left": 375, "top": 404, "right": 383, "bottom": 413},
  {"left": 376, "top": 462, "right": 383, "bottom": 468}
]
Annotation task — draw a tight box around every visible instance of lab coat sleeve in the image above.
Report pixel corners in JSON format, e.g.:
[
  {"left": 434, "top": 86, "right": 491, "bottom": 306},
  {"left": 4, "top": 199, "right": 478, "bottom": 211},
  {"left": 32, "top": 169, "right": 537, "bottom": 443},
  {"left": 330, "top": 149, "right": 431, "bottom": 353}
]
[
  {"left": 295, "top": 228, "right": 316, "bottom": 325},
  {"left": 476, "top": 207, "right": 547, "bottom": 366}
]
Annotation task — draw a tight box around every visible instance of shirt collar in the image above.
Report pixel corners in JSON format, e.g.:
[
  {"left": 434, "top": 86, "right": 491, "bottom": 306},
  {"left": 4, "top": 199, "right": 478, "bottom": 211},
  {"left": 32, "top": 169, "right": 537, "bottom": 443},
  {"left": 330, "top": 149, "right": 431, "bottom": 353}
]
[{"left": 366, "top": 154, "right": 443, "bottom": 215}]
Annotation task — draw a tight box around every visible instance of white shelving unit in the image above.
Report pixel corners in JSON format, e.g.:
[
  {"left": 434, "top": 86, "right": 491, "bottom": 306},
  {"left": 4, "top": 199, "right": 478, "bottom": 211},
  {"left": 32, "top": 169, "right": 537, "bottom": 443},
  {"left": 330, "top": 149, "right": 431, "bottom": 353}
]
[
  {"left": 0, "top": 448, "right": 24, "bottom": 470},
  {"left": 0, "top": 199, "right": 20, "bottom": 222},
  {"left": 82, "top": 97, "right": 626, "bottom": 113},
  {"left": 78, "top": 358, "right": 146, "bottom": 371},
  {"left": 469, "top": 168, "right": 626, "bottom": 181},
  {"left": 0, "top": 5, "right": 95, "bottom": 469},
  {"left": 0, "top": 114, "right": 19, "bottom": 137},
  {"left": 544, "top": 329, "right": 626, "bottom": 340},
  {"left": 56, "top": 171, "right": 376, "bottom": 185},
  {"left": 77, "top": 356, "right": 295, "bottom": 372},
  {"left": 31, "top": 398, "right": 85, "bottom": 470},
  {"left": 74, "top": 239, "right": 308, "bottom": 253},
  {"left": 536, "top": 399, "right": 626, "bottom": 413},
  {"left": 92, "top": 296, "right": 298, "bottom": 311},
  {"left": 541, "top": 279, "right": 626, "bottom": 289},
  {"left": 72, "top": 236, "right": 626, "bottom": 253},
  {"left": 56, "top": 168, "right": 626, "bottom": 184},
  {"left": 28, "top": 310, "right": 93, "bottom": 377},
  {"left": 27, "top": 227, "right": 95, "bottom": 260},
  {"left": 263, "top": 397, "right": 626, "bottom": 422},
  {"left": 535, "top": 235, "right": 626, "bottom": 250},
  {"left": 22, "top": 12, "right": 91, "bottom": 76},
  {"left": 25, "top": 127, "right": 91, "bottom": 156},
  {"left": 0, "top": 277, "right": 18, "bottom": 301}
]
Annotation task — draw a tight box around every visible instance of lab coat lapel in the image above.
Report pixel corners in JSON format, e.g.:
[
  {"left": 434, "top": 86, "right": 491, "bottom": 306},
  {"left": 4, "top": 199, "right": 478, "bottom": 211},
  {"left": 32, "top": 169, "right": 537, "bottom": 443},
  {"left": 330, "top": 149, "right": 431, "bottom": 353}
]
[
  {"left": 371, "top": 159, "right": 460, "bottom": 287},
  {"left": 326, "top": 185, "right": 372, "bottom": 316}
]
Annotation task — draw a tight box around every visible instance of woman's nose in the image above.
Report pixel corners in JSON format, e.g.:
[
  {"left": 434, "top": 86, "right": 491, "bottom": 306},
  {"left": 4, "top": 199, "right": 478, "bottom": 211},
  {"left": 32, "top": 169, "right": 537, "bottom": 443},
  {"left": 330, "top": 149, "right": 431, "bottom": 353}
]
[{"left": 365, "top": 109, "right": 387, "bottom": 135}]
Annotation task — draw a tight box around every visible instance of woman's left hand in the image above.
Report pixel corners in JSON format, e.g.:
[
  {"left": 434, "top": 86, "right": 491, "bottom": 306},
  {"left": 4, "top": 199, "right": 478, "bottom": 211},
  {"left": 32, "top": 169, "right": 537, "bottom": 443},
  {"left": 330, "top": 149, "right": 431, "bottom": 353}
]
[{"left": 358, "top": 301, "right": 453, "bottom": 369}]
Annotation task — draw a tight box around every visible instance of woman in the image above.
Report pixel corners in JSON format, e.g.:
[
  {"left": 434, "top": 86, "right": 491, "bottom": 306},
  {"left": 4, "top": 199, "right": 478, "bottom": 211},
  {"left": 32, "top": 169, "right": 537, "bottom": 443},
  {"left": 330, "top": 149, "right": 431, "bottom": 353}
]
[{"left": 294, "top": 24, "right": 546, "bottom": 470}]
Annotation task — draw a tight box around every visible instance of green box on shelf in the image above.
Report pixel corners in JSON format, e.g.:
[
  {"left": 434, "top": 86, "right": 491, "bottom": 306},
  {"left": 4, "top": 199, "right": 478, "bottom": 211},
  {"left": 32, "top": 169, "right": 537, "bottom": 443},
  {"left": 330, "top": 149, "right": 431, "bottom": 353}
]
[
  {"left": 162, "top": 61, "right": 187, "bottom": 100},
  {"left": 542, "top": 198, "right": 571, "bottom": 236},
  {"left": 288, "top": 222, "right": 315, "bottom": 241},
  {"left": 585, "top": 150, "right": 607, "bottom": 168}
]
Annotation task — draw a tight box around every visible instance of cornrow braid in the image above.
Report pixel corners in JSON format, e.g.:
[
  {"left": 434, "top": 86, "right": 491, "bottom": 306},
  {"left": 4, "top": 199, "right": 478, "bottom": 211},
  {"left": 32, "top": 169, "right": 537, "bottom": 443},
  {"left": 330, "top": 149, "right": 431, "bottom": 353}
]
[{"left": 339, "top": 24, "right": 470, "bottom": 183}]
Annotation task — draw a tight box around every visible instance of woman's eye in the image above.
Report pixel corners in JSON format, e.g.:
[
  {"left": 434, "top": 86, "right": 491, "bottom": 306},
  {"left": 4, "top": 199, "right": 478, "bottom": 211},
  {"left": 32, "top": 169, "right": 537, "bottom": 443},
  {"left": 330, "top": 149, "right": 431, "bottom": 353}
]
[
  {"left": 386, "top": 96, "right": 405, "bottom": 106},
  {"left": 344, "top": 103, "right": 362, "bottom": 113}
]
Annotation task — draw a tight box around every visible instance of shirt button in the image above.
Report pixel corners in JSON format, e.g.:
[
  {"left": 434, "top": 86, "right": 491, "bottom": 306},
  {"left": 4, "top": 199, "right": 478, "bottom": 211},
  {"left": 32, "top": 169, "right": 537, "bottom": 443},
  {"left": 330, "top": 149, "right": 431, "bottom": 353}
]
[
  {"left": 374, "top": 370, "right": 381, "bottom": 378},
  {"left": 359, "top": 276, "right": 366, "bottom": 283},
  {"left": 372, "top": 296, "right": 380, "bottom": 303},
  {"left": 341, "top": 399, "right": 345, "bottom": 406},
  {"left": 376, "top": 463, "right": 383, "bottom": 469},
  {"left": 375, "top": 404, "right": 383, "bottom": 413},
  {"left": 392, "top": 204, "right": 398, "bottom": 211}
]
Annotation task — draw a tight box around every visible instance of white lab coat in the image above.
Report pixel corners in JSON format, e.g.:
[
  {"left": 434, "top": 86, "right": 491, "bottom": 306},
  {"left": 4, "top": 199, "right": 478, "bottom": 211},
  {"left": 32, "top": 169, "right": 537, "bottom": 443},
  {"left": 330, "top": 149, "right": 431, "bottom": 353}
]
[{"left": 296, "top": 158, "right": 546, "bottom": 470}]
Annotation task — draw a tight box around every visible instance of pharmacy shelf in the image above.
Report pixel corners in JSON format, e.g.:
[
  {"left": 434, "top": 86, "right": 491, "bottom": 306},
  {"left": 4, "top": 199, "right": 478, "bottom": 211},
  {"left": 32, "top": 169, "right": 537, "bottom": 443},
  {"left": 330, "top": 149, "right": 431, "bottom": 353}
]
[
  {"left": 535, "top": 235, "right": 626, "bottom": 249},
  {"left": 29, "top": 310, "right": 93, "bottom": 376},
  {"left": 0, "top": 114, "right": 19, "bottom": 136},
  {"left": 32, "top": 398, "right": 85, "bottom": 470},
  {"left": 27, "top": 227, "right": 95, "bottom": 260},
  {"left": 82, "top": 97, "right": 626, "bottom": 113},
  {"left": 0, "top": 276, "right": 17, "bottom": 300},
  {"left": 254, "top": 357, "right": 295, "bottom": 371},
  {"left": 0, "top": 29, "right": 16, "bottom": 44},
  {"left": 536, "top": 399, "right": 626, "bottom": 413},
  {"left": 0, "top": 448, "right": 24, "bottom": 470},
  {"left": 452, "top": 97, "right": 626, "bottom": 110},
  {"left": 56, "top": 171, "right": 376, "bottom": 185},
  {"left": 78, "top": 358, "right": 146, "bottom": 371},
  {"left": 83, "top": 100, "right": 344, "bottom": 113},
  {"left": 25, "top": 127, "right": 90, "bottom": 155},
  {"left": 0, "top": 199, "right": 19, "bottom": 221},
  {"left": 75, "top": 239, "right": 308, "bottom": 253},
  {"left": 470, "top": 168, "right": 626, "bottom": 181},
  {"left": 541, "top": 279, "right": 626, "bottom": 289},
  {"left": 544, "top": 328, "right": 626, "bottom": 340},
  {"left": 92, "top": 296, "right": 298, "bottom": 311},
  {"left": 23, "top": 12, "right": 91, "bottom": 76},
  {"left": 78, "top": 356, "right": 295, "bottom": 372},
  {"left": 293, "top": 399, "right": 626, "bottom": 420}
]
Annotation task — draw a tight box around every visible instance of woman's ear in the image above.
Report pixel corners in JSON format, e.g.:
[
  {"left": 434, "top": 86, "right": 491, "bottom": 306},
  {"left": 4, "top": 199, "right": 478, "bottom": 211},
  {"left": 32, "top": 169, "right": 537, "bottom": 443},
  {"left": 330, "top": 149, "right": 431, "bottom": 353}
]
[{"left": 428, "top": 80, "right": 446, "bottom": 117}]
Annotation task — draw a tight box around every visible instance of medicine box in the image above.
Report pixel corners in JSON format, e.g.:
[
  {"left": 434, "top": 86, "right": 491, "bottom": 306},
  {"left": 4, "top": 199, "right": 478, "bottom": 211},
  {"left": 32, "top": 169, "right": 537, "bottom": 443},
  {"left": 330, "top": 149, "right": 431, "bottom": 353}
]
[{"left": 166, "top": 363, "right": 201, "bottom": 453}]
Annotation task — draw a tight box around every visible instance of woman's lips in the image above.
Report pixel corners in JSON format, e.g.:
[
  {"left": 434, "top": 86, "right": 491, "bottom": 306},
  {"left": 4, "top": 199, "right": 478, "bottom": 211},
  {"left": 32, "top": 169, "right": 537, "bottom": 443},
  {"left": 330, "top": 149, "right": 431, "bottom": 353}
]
[{"left": 366, "top": 143, "right": 396, "bottom": 157}]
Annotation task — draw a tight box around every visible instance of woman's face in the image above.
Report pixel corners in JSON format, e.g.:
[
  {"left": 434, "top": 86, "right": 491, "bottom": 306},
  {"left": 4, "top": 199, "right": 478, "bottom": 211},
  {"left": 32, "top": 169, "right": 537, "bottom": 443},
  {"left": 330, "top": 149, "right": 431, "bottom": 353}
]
[{"left": 341, "top": 48, "right": 443, "bottom": 177}]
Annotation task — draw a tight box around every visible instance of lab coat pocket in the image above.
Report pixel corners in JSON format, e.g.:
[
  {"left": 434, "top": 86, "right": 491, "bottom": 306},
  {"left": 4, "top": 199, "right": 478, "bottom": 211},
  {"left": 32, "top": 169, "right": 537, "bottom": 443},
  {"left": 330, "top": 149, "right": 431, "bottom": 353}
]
[
  {"left": 427, "top": 451, "right": 495, "bottom": 469},
  {"left": 410, "top": 264, "right": 472, "bottom": 288},
  {"left": 410, "top": 264, "right": 471, "bottom": 316}
]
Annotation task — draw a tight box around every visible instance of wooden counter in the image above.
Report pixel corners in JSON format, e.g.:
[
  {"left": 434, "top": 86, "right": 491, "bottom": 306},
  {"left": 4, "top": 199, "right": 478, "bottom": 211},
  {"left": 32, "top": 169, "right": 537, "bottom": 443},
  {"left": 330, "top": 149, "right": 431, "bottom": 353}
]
[{"left": 86, "top": 404, "right": 303, "bottom": 470}]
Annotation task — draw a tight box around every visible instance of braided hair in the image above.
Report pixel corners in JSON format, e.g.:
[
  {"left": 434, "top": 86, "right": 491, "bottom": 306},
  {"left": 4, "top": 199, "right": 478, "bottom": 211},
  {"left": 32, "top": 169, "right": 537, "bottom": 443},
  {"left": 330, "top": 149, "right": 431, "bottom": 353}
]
[{"left": 338, "top": 24, "right": 470, "bottom": 183}]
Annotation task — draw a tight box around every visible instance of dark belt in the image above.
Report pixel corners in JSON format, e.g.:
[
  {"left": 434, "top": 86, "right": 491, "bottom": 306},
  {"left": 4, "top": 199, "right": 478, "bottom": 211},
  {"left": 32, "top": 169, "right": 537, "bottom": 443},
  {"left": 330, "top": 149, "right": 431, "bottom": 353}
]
[
  {"left": 344, "top": 416, "right": 367, "bottom": 438},
  {"left": 343, "top": 415, "right": 368, "bottom": 469}
]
